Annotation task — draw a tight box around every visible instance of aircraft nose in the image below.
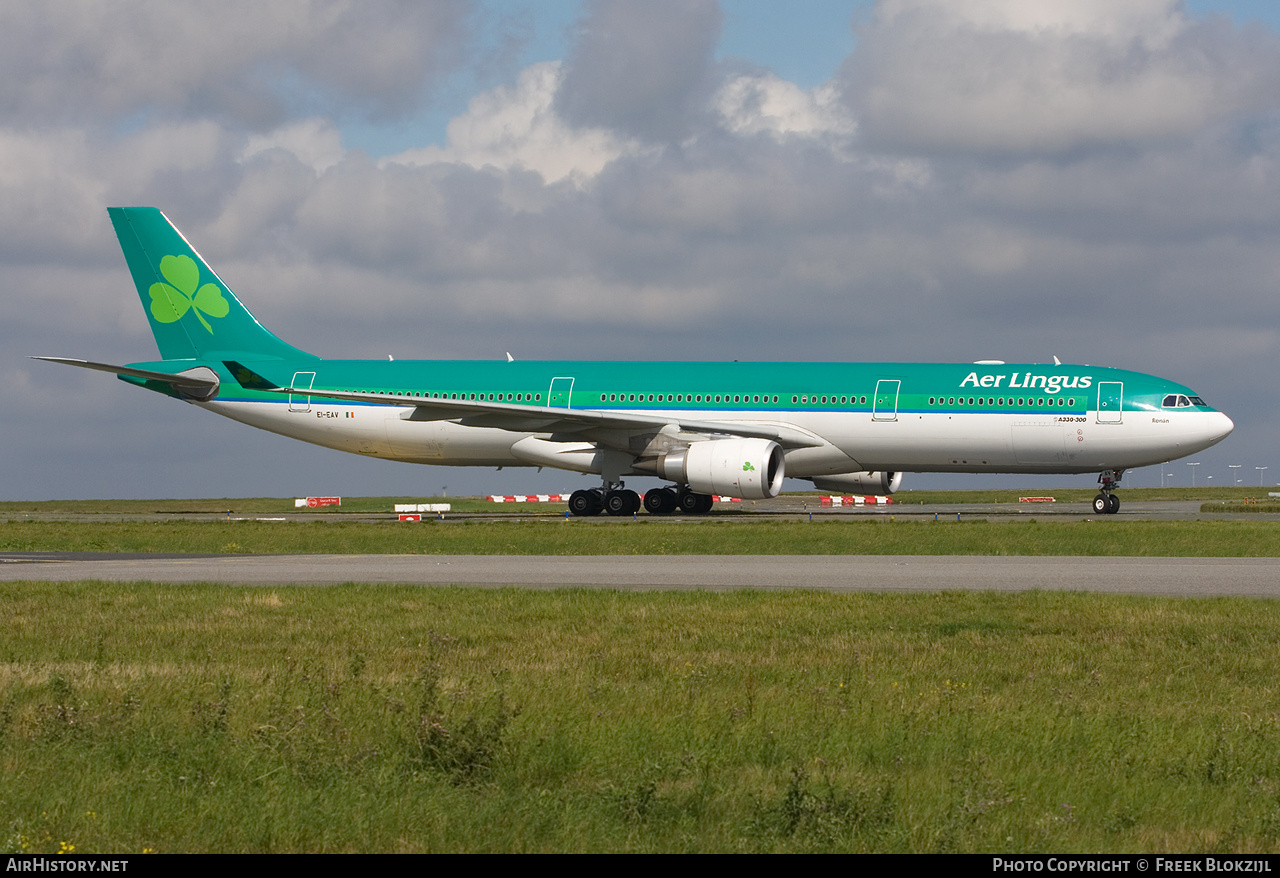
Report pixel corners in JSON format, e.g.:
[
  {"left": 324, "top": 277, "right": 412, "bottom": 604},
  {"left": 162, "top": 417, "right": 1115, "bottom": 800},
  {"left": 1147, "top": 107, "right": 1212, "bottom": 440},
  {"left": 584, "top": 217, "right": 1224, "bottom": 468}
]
[{"left": 1212, "top": 411, "right": 1234, "bottom": 441}]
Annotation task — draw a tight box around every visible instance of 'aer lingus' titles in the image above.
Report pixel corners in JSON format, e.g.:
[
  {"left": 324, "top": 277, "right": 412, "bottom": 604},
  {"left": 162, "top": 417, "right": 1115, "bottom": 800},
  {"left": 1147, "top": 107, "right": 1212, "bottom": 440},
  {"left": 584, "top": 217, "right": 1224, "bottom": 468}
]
[{"left": 960, "top": 372, "right": 1094, "bottom": 394}]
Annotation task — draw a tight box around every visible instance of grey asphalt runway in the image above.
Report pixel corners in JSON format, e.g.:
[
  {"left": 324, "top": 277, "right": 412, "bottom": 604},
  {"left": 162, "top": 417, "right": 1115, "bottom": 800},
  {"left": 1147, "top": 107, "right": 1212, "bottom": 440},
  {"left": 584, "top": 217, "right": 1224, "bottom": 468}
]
[{"left": 2, "top": 553, "right": 1278, "bottom": 596}]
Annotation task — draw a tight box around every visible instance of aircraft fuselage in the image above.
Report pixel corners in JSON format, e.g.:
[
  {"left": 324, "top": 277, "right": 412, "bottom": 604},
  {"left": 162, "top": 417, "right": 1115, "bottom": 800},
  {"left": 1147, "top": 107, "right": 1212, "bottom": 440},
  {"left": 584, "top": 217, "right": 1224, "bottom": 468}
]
[
  {"left": 44, "top": 207, "right": 1234, "bottom": 517},
  {"left": 131, "top": 357, "right": 1232, "bottom": 477}
]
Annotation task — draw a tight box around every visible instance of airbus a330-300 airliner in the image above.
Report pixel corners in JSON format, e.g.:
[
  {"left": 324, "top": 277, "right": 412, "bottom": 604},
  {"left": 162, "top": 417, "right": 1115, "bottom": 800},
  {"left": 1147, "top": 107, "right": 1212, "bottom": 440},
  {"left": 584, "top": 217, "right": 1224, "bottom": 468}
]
[{"left": 38, "top": 207, "right": 1233, "bottom": 516}]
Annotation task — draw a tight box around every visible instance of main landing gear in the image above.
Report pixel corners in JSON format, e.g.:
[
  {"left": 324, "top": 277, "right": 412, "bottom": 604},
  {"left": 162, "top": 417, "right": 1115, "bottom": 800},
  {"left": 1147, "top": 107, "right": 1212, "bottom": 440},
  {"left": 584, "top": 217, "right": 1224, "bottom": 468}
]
[
  {"left": 568, "top": 483, "right": 714, "bottom": 517},
  {"left": 643, "top": 486, "right": 714, "bottom": 515},
  {"left": 1092, "top": 469, "right": 1124, "bottom": 515}
]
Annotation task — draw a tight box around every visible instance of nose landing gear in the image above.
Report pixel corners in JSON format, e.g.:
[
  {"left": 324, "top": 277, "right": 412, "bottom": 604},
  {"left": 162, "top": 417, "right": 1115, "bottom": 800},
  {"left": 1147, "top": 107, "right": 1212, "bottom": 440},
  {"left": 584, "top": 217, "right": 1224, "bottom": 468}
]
[{"left": 1092, "top": 469, "right": 1123, "bottom": 515}]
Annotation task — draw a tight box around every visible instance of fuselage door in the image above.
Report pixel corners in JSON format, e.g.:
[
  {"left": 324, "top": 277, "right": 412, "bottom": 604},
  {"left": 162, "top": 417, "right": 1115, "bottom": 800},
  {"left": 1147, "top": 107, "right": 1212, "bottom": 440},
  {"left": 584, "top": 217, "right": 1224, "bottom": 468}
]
[
  {"left": 289, "top": 371, "right": 316, "bottom": 413},
  {"left": 873, "top": 379, "right": 901, "bottom": 422},
  {"left": 548, "top": 377, "right": 574, "bottom": 408},
  {"left": 1097, "top": 381, "right": 1123, "bottom": 424}
]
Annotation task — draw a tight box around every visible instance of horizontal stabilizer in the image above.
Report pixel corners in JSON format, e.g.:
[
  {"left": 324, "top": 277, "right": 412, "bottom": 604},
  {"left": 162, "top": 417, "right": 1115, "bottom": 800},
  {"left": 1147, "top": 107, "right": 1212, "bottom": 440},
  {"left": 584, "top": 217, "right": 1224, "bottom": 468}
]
[{"left": 33, "top": 357, "right": 220, "bottom": 401}]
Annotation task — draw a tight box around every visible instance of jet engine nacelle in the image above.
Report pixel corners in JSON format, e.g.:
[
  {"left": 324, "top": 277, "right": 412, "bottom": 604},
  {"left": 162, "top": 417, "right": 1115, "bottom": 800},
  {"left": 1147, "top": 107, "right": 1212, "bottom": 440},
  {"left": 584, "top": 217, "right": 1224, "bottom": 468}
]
[
  {"left": 810, "top": 470, "right": 903, "bottom": 494},
  {"left": 657, "top": 438, "right": 785, "bottom": 499}
]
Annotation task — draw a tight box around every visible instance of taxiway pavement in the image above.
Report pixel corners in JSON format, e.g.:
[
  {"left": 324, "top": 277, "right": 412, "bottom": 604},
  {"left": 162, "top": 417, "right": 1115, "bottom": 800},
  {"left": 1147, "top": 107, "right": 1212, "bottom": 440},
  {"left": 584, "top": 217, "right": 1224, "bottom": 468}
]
[{"left": 2, "top": 553, "right": 1278, "bottom": 597}]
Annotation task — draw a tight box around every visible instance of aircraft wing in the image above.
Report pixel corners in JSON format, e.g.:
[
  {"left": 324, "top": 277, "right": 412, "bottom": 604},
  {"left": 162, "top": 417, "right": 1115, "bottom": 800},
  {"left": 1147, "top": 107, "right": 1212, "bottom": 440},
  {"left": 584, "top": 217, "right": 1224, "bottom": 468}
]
[{"left": 273, "top": 385, "right": 825, "bottom": 449}]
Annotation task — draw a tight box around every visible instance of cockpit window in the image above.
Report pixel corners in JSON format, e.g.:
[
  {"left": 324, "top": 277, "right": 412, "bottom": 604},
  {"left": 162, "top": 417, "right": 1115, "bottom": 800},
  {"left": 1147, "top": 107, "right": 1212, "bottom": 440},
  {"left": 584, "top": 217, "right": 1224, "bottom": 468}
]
[
  {"left": 1162, "top": 394, "right": 1177, "bottom": 407},
  {"left": 1163, "top": 394, "right": 1203, "bottom": 408},
  {"left": 1189, "top": 396, "right": 1205, "bottom": 406}
]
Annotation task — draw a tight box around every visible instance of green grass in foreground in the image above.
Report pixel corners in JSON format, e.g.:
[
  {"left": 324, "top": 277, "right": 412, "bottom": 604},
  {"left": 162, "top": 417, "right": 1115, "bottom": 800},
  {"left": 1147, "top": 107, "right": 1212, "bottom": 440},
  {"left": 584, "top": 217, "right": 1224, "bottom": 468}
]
[
  {"left": 898, "top": 487, "right": 1275, "bottom": 505},
  {"left": 3, "top": 584, "right": 1280, "bottom": 853},
  {"left": 1202, "top": 501, "right": 1280, "bottom": 514},
  {"left": 1, "top": 486, "right": 1274, "bottom": 516},
  {"left": 0, "top": 496, "right": 502, "bottom": 515},
  {"left": 3, "top": 518, "right": 1280, "bottom": 555}
]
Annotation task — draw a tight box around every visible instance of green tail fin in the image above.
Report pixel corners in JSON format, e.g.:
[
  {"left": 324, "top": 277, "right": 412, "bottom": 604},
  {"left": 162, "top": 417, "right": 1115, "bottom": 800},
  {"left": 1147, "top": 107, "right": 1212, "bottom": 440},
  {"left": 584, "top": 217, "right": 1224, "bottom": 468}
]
[{"left": 108, "top": 207, "right": 316, "bottom": 362}]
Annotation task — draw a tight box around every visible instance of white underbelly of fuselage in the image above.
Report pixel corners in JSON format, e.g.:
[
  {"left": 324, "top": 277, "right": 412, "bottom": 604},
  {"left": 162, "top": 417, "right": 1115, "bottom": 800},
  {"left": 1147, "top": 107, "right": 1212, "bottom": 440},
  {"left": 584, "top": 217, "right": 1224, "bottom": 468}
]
[
  {"left": 200, "top": 400, "right": 1228, "bottom": 476},
  {"left": 204, "top": 400, "right": 523, "bottom": 466},
  {"left": 821, "top": 409, "right": 1231, "bottom": 473}
]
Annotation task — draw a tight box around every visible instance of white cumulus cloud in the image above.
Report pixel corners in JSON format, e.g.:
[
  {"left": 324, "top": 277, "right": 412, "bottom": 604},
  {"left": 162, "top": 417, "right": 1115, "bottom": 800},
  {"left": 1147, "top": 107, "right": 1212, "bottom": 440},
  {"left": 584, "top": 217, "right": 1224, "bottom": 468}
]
[
  {"left": 242, "top": 118, "right": 347, "bottom": 173},
  {"left": 715, "top": 74, "right": 854, "bottom": 142},
  {"left": 383, "top": 62, "right": 644, "bottom": 186},
  {"left": 845, "top": 0, "right": 1280, "bottom": 154}
]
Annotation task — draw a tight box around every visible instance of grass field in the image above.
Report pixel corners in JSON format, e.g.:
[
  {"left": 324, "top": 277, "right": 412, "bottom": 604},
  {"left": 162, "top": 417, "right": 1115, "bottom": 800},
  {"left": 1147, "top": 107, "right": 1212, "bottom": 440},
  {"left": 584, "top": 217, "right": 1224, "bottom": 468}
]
[
  {"left": 4, "top": 492, "right": 1278, "bottom": 852},
  {"left": 901, "top": 487, "right": 1276, "bottom": 505},
  {"left": 1, "top": 487, "right": 1277, "bottom": 517},
  {"left": 0, "top": 496, "right": 505, "bottom": 516},
  {"left": 3, "top": 583, "right": 1280, "bottom": 853},
  {"left": 3, "top": 518, "right": 1280, "bottom": 556},
  {"left": 1202, "top": 501, "right": 1280, "bottom": 514}
]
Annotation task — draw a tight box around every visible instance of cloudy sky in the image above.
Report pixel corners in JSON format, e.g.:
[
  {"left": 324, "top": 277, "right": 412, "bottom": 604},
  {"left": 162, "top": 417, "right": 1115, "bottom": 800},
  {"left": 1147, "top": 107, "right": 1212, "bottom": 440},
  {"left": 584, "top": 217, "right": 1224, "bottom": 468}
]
[{"left": 4, "top": 0, "right": 1278, "bottom": 500}]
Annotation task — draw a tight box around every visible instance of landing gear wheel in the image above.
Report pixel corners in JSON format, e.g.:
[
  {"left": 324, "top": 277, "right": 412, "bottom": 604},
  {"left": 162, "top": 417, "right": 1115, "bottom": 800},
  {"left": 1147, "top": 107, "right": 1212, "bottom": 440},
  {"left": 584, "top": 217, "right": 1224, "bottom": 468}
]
[
  {"left": 1094, "top": 469, "right": 1124, "bottom": 515},
  {"left": 644, "top": 487, "right": 679, "bottom": 515},
  {"left": 677, "top": 490, "right": 702, "bottom": 513},
  {"left": 569, "top": 489, "right": 602, "bottom": 517},
  {"left": 693, "top": 493, "right": 714, "bottom": 514},
  {"left": 605, "top": 489, "right": 640, "bottom": 516}
]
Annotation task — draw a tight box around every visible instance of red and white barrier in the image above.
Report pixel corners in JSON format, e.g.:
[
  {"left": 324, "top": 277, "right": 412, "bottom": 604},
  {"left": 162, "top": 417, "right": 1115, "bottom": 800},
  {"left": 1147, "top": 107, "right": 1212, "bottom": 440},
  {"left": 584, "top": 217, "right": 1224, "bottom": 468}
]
[
  {"left": 490, "top": 493, "right": 740, "bottom": 503},
  {"left": 1018, "top": 497, "right": 1056, "bottom": 503},
  {"left": 394, "top": 504, "right": 451, "bottom": 513},
  {"left": 398, "top": 514, "right": 422, "bottom": 522},
  {"left": 819, "top": 495, "right": 893, "bottom": 507},
  {"left": 295, "top": 496, "right": 341, "bottom": 508}
]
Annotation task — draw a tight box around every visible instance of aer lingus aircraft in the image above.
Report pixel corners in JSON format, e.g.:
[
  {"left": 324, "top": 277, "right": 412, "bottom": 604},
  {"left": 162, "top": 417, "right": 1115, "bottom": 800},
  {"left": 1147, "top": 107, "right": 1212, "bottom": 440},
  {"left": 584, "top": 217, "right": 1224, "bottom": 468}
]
[{"left": 38, "top": 207, "right": 1233, "bottom": 516}]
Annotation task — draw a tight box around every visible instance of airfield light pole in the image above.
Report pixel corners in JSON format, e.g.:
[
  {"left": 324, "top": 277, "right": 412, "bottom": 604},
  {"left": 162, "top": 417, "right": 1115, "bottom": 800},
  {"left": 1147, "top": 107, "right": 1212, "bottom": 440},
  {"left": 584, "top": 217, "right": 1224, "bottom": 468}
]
[
  {"left": 1187, "top": 462, "right": 1200, "bottom": 487},
  {"left": 1229, "top": 464, "right": 1242, "bottom": 485},
  {"left": 1260, "top": 466, "right": 1269, "bottom": 487}
]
